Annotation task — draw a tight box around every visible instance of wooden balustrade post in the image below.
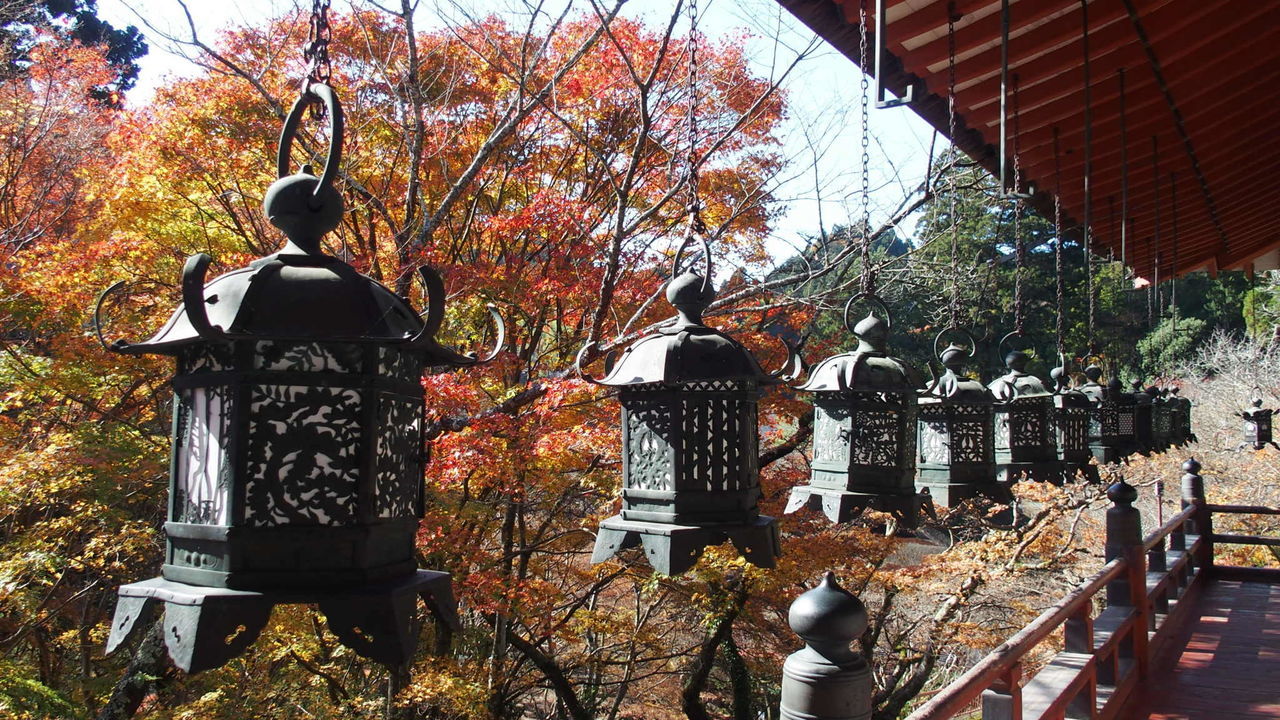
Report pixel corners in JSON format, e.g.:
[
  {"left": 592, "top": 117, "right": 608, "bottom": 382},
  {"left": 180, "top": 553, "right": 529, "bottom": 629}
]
[
  {"left": 1105, "top": 480, "right": 1150, "bottom": 676},
  {"left": 780, "top": 573, "right": 872, "bottom": 720},
  {"left": 1180, "top": 458, "right": 1212, "bottom": 573},
  {"left": 980, "top": 662, "right": 1022, "bottom": 720}
]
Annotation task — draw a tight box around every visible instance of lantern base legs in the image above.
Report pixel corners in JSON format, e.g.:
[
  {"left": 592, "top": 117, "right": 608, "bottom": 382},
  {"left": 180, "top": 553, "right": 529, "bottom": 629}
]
[
  {"left": 106, "top": 570, "right": 458, "bottom": 674},
  {"left": 1089, "top": 443, "right": 1122, "bottom": 465},
  {"left": 915, "top": 479, "right": 1012, "bottom": 509},
  {"left": 784, "top": 486, "right": 933, "bottom": 527},
  {"left": 1059, "top": 461, "right": 1101, "bottom": 484},
  {"left": 995, "top": 461, "right": 1065, "bottom": 485},
  {"left": 591, "top": 515, "right": 779, "bottom": 576}
]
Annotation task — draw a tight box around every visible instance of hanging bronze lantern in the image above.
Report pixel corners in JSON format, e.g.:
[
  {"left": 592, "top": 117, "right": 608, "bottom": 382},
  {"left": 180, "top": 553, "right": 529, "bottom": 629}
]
[
  {"left": 1129, "top": 380, "right": 1154, "bottom": 454},
  {"left": 96, "top": 85, "right": 501, "bottom": 673},
  {"left": 581, "top": 236, "right": 787, "bottom": 576},
  {"left": 1109, "top": 377, "right": 1139, "bottom": 457},
  {"left": 1049, "top": 366, "right": 1097, "bottom": 482},
  {"left": 917, "top": 329, "right": 999, "bottom": 507},
  {"left": 1238, "top": 390, "right": 1278, "bottom": 450},
  {"left": 785, "top": 294, "right": 930, "bottom": 525},
  {"left": 1078, "top": 364, "right": 1123, "bottom": 464},
  {"left": 1168, "top": 386, "right": 1194, "bottom": 445},
  {"left": 987, "top": 334, "right": 1059, "bottom": 484},
  {"left": 1150, "top": 386, "right": 1173, "bottom": 452}
]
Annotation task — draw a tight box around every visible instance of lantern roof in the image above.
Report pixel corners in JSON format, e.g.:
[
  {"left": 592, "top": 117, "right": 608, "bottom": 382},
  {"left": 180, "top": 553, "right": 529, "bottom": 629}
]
[
  {"left": 922, "top": 343, "right": 992, "bottom": 403},
  {"left": 594, "top": 270, "right": 780, "bottom": 387},
  {"left": 1050, "top": 366, "right": 1091, "bottom": 408},
  {"left": 798, "top": 312, "right": 920, "bottom": 392},
  {"left": 987, "top": 351, "right": 1051, "bottom": 401}
]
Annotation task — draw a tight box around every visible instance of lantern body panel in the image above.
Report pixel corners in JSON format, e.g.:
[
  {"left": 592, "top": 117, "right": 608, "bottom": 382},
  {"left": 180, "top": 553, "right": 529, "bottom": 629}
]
[
  {"left": 162, "top": 340, "right": 425, "bottom": 591},
  {"left": 619, "top": 381, "right": 761, "bottom": 525},
  {"left": 809, "top": 392, "right": 916, "bottom": 494},
  {"left": 787, "top": 339, "right": 928, "bottom": 524},
  {"left": 1152, "top": 400, "right": 1173, "bottom": 450},
  {"left": 989, "top": 369, "right": 1058, "bottom": 483},
  {"left": 917, "top": 396, "right": 997, "bottom": 507}
]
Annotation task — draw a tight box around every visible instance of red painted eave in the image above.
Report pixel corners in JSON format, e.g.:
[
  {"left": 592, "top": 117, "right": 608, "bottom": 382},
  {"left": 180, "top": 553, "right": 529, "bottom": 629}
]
[{"left": 777, "top": 0, "right": 1280, "bottom": 280}]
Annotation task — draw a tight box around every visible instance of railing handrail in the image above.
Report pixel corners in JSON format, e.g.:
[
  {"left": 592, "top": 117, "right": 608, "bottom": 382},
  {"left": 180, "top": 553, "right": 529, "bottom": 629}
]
[
  {"left": 1143, "top": 504, "right": 1197, "bottom": 551},
  {"left": 906, "top": 558, "right": 1127, "bottom": 720},
  {"left": 1205, "top": 503, "right": 1280, "bottom": 516}
]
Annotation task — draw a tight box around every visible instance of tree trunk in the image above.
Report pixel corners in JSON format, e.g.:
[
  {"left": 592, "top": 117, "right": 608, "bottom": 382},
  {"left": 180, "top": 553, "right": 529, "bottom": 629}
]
[{"left": 96, "top": 620, "right": 175, "bottom": 720}]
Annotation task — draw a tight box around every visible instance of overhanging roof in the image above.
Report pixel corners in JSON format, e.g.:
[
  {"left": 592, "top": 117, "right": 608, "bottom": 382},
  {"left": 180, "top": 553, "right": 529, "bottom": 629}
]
[{"left": 779, "top": 0, "right": 1280, "bottom": 278}]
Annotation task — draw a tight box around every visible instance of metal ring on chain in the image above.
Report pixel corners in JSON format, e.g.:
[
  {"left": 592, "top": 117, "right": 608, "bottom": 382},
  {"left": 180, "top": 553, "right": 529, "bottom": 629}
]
[
  {"left": 933, "top": 325, "right": 977, "bottom": 359},
  {"left": 997, "top": 330, "right": 1035, "bottom": 359},
  {"left": 671, "top": 230, "right": 713, "bottom": 295},
  {"left": 277, "top": 83, "right": 344, "bottom": 197},
  {"left": 842, "top": 292, "right": 893, "bottom": 335}
]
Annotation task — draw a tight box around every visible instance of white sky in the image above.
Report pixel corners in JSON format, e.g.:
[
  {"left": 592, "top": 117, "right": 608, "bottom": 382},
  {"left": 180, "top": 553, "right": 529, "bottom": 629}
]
[{"left": 96, "top": 0, "right": 940, "bottom": 260}]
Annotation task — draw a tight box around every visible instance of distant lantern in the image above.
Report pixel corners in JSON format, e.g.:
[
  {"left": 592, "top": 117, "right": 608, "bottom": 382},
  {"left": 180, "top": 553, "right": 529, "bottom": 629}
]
[
  {"left": 917, "top": 331, "right": 998, "bottom": 507},
  {"left": 1129, "top": 380, "right": 1155, "bottom": 454},
  {"left": 1150, "top": 386, "right": 1173, "bottom": 452},
  {"left": 1049, "top": 366, "right": 1097, "bottom": 483},
  {"left": 786, "top": 295, "right": 929, "bottom": 525},
  {"left": 1078, "top": 364, "right": 1123, "bottom": 464},
  {"left": 1239, "top": 391, "right": 1278, "bottom": 450},
  {"left": 582, "top": 236, "right": 787, "bottom": 576},
  {"left": 1168, "top": 387, "right": 1194, "bottom": 445},
  {"left": 97, "top": 85, "right": 500, "bottom": 673},
  {"left": 987, "top": 338, "right": 1059, "bottom": 484},
  {"left": 1109, "top": 378, "right": 1139, "bottom": 457}
]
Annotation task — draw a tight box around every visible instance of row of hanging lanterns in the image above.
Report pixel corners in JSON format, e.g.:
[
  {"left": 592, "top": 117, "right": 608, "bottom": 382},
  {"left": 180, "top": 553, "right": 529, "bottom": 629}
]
[{"left": 93, "top": 0, "right": 1216, "bottom": 681}]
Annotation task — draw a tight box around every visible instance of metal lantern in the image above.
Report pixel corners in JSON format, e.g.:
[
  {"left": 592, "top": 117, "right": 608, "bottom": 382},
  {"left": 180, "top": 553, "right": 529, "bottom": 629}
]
[
  {"left": 917, "top": 331, "right": 999, "bottom": 507},
  {"left": 1151, "top": 386, "right": 1173, "bottom": 452},
  {"left": 1109, "top": 378, "right": 1139, "bottom": 457},
  {"left": 785, "top": 295, "right": 929, "bottom": 525},
  {"left": 98, "top": 85, "right": 499, "bottom": 673},
  {"left": 1239, "top": 392, "right": 1278, "bottom": 450},
  {"left": 1049, "top": 366, "right": 1097, "bottom": 482},
  {"left": 1169, "top": 386, "right": 1194, "bottom": 445},
  {"left": 1078, "top": 364, "right": 1123, "bottom": 464},
  {"left": 1129, "top": 380, "right": 1154, "bottom": 454},
  {"left": 583, "top": 238, "right": 785, "bottom": 576},
  {"left": 987, "top": 338, "right": 1059, "bottom": 484}
]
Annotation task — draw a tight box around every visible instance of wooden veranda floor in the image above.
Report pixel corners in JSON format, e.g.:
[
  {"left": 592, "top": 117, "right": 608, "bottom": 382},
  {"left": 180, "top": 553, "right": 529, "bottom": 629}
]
[{"left": 1134, "top": 578, "right": 1280, "bottom": 720}]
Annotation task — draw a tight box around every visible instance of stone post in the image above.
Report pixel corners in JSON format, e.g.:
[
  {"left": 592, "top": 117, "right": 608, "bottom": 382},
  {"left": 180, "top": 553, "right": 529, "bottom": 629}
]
[
  {"left": 780, "top": 572, "right": 872, "bottom": 720},
  {"left": 1180, "top": 458, "right": 1212, "bottom": 572},
  {"left": 1105, "top": 480, "right": 1149, "bottom": 676}
]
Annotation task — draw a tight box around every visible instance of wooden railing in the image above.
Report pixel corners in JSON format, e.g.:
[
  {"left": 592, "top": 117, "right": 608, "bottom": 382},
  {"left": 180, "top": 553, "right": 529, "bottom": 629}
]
[{"left": 903, "top": 457, "right": 1278, "bottom": 720}]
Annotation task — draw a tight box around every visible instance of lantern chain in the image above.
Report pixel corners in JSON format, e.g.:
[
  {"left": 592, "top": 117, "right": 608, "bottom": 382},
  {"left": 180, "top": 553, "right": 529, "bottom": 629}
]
[
  {"left": 946, "top": 4, "right": 960, "bottom": 328},
  {"left": 858, "top": 0, "right": 875, "bottom": 294},
  {"left": 303, "top": 0, "right": 333, "bottom": 89},
  {"left": 684, "top": 0, "right": 706, "bottom": 237},
  {"left": 1053, "top": 128, "right": 1066, "bottom": 360},
  {"left": 1011, "top": 73, "right": 1025, "bottom": 335}
]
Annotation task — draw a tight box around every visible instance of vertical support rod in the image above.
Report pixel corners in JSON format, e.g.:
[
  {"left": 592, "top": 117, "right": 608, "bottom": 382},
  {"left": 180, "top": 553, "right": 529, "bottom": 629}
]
[
  {"left": 1081, "top": 0, "right": 1095, "bottom": 351},
  {"left": 1118, "top": 67, "right": 1128, "bottom": 272},
  {"left": 875, "top": 0, "right": 915, "bottom": 107},
  {"left": 1000, "top": 0, "right": 1012, "bottom": 193},
  {"left": 1152, "top": 136, "right": 1161, "bottom": 320},
  {"left": 1171, "top": 171, "right": 1178, "bottom": 329},
  {"left": 780, "top": 573, "right": 872, "bottom": 720}
]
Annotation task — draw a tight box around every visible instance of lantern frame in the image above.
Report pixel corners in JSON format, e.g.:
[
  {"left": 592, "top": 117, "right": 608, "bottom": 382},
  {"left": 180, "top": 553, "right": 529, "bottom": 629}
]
[
  {"left": 786, "top": 294, "right": 930, "bottom": 525},
  {"left": 987, "top": 338, "right": 1060, "bottom": 484},
  {"left": 916, "top": 329, "right": 1000, "bottom": 507},
  {"left": 583, "top": 236, "right": 787, "bottom": 576}
]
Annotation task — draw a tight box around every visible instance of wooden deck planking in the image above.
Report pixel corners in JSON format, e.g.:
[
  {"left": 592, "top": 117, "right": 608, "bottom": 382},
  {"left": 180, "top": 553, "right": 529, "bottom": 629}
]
[{"left": 1137, "top": 580, "right": 1280, "bottom": 720}]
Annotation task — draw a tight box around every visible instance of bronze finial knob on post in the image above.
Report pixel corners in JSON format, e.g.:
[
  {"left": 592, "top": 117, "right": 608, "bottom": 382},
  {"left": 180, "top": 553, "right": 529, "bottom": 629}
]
[{"left": 780, "top": 573, "right": 872, "bottom": 720}]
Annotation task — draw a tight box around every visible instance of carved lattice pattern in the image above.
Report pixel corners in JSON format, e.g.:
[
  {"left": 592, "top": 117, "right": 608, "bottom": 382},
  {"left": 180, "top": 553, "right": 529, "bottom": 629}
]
[
  {"left": 244, "top": 384, "right": 363, "bottom": 526},
  {"left": 624, "top": 399, "right": 673, "bottom": 492},
  {"left": 254, "top": 341, "right": 362, "bottom": 373},
  {"left": 1117, "top": 409, "right": 1135, "bottom": 435},
  {"left": 813, "top": 405, "right": 851, "bottom": 465},
  {"left": 1057, "top": 407, "right": 1089, "bottom": 451},
  {"left": 375, "top": 396, "right": 422, "bottom": 518},
  {"left": 1009, "top": 403, "right": 1050, "bottom": 449}
]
